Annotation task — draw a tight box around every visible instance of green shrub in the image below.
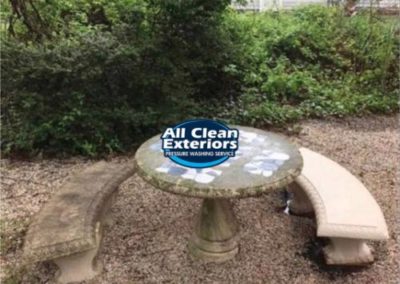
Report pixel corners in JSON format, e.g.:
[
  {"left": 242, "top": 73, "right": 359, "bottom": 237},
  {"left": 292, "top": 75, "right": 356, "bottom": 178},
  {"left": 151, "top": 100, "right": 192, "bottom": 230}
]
[
  {"left": 2, "top": 32, "right": 161, "bottom": 156},
  {"left": 225, "top": 6, "right": 399, "bottom": 124},
  {"left": 1, "top": 29, "right": 207, "bottom": 156},
  {"left": 1, "top": 4, "right": 399, "bottom": 157},
  {"left": 1, "top": 0, "right": 235, "bottom": 156}
]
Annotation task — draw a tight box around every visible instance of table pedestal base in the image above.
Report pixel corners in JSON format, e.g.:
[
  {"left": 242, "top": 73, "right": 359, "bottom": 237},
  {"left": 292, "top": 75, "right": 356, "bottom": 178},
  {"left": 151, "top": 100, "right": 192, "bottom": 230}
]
[{"left": 188, "top": 198, "right": 239, "bottom": 262}]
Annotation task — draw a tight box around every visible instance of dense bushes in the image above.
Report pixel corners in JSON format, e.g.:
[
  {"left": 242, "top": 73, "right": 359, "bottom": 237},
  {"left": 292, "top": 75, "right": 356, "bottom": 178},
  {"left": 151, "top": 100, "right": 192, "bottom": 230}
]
[
  {"left": 2, "top": 0, "right": 236, "bottom": 156},
  {"left": 2, "top": 33, "right": 159, "bottom": 156},
  {"left": 1, "top": 3, "right": 399, "bottom": 156},
  {"left": 224, "top": 7, "right": 399, "bottom": 126}
]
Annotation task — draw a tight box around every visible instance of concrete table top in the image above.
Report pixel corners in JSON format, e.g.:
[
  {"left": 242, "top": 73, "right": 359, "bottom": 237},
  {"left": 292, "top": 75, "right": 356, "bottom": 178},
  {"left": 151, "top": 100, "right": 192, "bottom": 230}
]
[
  {"left": 134, "top": 125, "right": 302, "bottom": 262},
  {"left": 135, "top": 126, "right": 303, "bottom": 199}
]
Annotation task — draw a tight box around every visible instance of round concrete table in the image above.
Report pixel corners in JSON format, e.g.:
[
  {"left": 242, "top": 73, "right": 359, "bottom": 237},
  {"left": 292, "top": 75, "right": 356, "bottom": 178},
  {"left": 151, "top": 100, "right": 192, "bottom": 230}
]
[{"left": 134, "top": 126, "right": 303, "bottom": 262}]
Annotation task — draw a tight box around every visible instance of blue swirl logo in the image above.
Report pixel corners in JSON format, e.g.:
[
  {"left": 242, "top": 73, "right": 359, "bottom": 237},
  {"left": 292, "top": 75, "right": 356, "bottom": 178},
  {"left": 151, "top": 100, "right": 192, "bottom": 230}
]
[{"left": 161, "top": 119, "right": 239, "bottom": 168}]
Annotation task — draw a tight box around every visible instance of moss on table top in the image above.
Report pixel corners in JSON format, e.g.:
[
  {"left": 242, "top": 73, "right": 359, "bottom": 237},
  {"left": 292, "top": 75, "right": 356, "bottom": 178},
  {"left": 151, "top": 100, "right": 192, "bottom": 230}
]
[{"left": 135, "top": 126, "right": 302, "bottom": 198}]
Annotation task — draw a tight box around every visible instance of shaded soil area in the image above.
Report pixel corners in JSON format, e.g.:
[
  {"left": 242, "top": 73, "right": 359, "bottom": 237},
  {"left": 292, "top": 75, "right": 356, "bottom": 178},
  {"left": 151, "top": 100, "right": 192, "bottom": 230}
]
[{"left": 1, "top": 114, "right": 399, "bottom": 283}]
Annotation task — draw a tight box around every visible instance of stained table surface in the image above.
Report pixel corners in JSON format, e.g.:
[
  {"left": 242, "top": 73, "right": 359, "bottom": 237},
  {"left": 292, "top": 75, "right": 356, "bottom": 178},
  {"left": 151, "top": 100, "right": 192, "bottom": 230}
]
[{"left": 134, "top": 126, "right": 303, "bottom": 198}]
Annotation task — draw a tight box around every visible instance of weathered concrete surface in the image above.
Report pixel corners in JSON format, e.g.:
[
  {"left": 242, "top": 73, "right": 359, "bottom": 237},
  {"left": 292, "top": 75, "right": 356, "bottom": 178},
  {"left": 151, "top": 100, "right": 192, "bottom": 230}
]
[
  {"left": 135, "top": 126, "right": 303, "bottom": 198},
  {"left": 287, "top": 181, "right": 314, "bottom": 215},
  {"left": 188, "top": 199, "right": 239, "bottom": 262},
  {"left": 23, "top": 161, "right": 135, "bottom": 264},
  {"left": 289, "top": 147, "right": 389, "bottom": 265},
  {"left": 53, "top": 222, "right": 102, "bottom": 283}
]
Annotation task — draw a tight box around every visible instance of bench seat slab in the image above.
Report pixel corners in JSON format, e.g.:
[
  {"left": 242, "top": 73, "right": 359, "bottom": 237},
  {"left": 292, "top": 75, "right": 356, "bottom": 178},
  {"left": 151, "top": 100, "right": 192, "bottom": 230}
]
[
  {"left": 23, "top": 161, "right": 135, "bottom": 283},
  {"left": 23, "top": 161, "right": 135, "bottom": 264},
  {"left": 292, "top": 148, "right": 389, "bottom": 240},
  {"left": 288, "top": 148, "right": 389, "bottom": 265}
]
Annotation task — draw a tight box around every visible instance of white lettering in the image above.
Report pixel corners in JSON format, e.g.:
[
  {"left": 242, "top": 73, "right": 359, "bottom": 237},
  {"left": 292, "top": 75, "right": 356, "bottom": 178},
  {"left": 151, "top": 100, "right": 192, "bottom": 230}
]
[
  {"left": 192, "top": 128, "right": 202, "bottom": 138},
  {"left": 163, "top": 139, "right": 174, "bottom": 149},
  {"left": 162, "top": 128, "right": 176, "bottom": 138}
]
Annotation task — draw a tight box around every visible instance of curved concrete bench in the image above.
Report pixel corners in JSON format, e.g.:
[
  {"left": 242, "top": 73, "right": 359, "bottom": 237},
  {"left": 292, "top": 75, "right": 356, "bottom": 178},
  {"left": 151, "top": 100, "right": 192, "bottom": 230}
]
[
  {"left": 23, "top": 161, "right": 135, "bottom": 283},
  {"left": 288, "top": 148, "right": 389, "bottom": 265}
]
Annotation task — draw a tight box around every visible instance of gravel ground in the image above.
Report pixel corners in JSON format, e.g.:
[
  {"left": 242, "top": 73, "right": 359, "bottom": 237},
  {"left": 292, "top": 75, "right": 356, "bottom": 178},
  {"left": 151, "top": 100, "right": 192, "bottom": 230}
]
[{"left": 1, "top": 114, "right": 399, "bottom": 284}]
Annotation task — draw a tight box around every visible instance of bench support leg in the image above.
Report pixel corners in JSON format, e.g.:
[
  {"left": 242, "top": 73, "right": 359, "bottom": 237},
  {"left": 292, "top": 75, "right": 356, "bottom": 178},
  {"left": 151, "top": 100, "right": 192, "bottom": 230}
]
[
  {"left": 324, "top": 238, "right": 374, "bottom": 265},
  {"left": 287, "top": 182, "right": 313, "bottom": 215},
  {"left": 188, "top": 198, "right": 239, "bottom": 263},
  {"left": 53, "top": 223, "right": 102, "bottom": 283}
]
